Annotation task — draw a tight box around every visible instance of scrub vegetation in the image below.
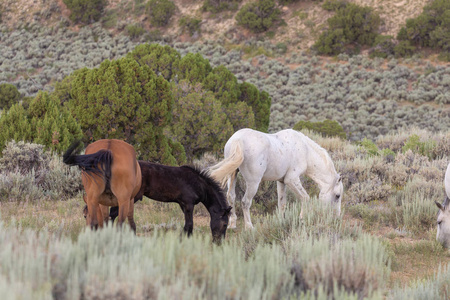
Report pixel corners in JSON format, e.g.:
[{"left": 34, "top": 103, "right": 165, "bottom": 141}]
[{"left": 0, "top": 0, "right": 449, "bottom": 298}]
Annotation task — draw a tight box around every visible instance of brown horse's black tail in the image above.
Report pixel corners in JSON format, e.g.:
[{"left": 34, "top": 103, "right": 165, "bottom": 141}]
[{"left": 63, "top": 140, "right": 112, "bottom": 185}]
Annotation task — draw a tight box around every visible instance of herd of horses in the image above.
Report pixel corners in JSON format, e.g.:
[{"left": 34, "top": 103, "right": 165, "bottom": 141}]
[{"left": 63, "top": 128, "right": 450, "bottom": 247}]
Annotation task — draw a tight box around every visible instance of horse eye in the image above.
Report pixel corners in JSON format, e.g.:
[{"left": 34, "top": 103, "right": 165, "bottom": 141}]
[
  {"left": 438, "top": 221, "right": 442, "bottom": 226},
  {"left": 336, "top": 194, "right": 340, "bottom": 199}
]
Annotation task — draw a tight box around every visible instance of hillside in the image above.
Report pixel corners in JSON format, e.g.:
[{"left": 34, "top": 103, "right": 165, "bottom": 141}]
[
  {"left": 1, "top": 0, "right": 449, "bottom": 141},
  {"left": 0, "top": 0, "right": 432, "bottom": 54},
  {"left": 0, "top": 0, "right": 430, "bottom": 51}
]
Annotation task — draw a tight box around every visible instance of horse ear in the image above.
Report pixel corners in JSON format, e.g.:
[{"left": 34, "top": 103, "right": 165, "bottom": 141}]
[
  {"left": 435, "top": 201, "right": 444, "bottom": 211},
  {"left": 82, "top": 205, "right": 88, "bottom": 218},
  {"left": 224, "top": 206, "right": 232, "bottom": 216}
]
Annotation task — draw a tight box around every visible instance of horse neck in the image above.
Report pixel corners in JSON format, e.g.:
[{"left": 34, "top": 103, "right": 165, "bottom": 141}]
[
  {"left": 200, "top": 184, "right": 226, "bottom": 216},
  {"left": 303, "top": 141, "right": 337, "bottom": 192}
]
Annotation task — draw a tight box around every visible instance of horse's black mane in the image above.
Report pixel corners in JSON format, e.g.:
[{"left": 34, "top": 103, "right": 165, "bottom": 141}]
[{"left": 181, "top": 165, "right": 228, "bottom": 210}]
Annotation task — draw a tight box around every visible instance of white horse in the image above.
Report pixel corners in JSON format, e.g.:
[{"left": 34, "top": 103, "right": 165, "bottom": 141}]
[
  {"left": 209, "top": 128, "right": 343, "bottom": 229},
  {"left": 436, "top": 163, "right": 450, "bottom": 248}
]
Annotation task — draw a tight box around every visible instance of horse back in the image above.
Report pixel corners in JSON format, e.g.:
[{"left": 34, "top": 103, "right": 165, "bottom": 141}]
[
  {"left": 138, "top": 161, "right": 209, "bottom": 203},
  {"left": 227, "top": 129, "right": 298, "bottom": 181}
]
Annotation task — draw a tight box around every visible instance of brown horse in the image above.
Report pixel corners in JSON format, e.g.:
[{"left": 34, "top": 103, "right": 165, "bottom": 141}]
[{"left": 63, "top": 139, "right": 142, "bottom": 232}]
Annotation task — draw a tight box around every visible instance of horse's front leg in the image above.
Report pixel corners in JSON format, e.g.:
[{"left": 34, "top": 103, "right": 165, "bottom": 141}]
[
  {"left": 181, "top": 204, "right": 194, "bottom": 236},
  {"left": 227, "top": 176, "right": 238, "bottom": 229},
  {"left": 277, "top": 181, "right": 287, "bottom": 213},
  {"left": 284, "top": 176, "right": 310, "bottom": 219}
]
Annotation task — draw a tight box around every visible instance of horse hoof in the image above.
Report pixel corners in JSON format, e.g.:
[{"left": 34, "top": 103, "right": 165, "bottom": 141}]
[
  {"left": 228, "top": 223, "right": 237, "bottom": 229},
  {"left": 244, "top": 223, "right": 254, "bottom": 230}
]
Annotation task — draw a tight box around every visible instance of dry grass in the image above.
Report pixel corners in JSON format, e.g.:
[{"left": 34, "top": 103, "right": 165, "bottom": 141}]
[{"left": 388, "top": 237, "right": 450, "bottom": 288}]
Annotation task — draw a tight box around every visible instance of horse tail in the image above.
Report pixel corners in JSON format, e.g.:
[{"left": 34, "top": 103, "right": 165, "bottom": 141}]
[
  {"left": 209, "top": 139, "right": 244, "bottom": 188},
  {"left": 63, "top": 140, "right": 113, "bottom": 185}
]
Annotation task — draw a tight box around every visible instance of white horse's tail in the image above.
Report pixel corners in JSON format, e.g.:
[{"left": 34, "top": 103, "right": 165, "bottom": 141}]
[{"left": 209, "top": 140, "right": 244, "bottom": 188}]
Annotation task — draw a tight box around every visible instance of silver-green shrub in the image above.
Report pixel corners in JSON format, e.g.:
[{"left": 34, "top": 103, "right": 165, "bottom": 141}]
[
  {"left": 0, "top": 199, "right": 391, "bottom": 300},
  {"left": 0, "top": 141, "right": 81, "bottom": 201}
]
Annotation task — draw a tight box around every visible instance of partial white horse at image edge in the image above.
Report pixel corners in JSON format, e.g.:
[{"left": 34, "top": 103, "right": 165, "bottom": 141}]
[
  {"left": 209, "top": 128, "right": 343, "bottom": 229},
  {"left": 435, "top": 163, "right": 450, "bottom": 248}
]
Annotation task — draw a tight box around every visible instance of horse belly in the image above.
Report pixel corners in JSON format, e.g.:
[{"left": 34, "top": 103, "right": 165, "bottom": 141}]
[
  {"left": 261, "top": 158, "right": 290, "bottom": 181},
  {"left": 261, "top": 171, "right": 286, "bottom": 182},
  {"left": 98, "top": 192, "right": 119, "bottom": 207}
]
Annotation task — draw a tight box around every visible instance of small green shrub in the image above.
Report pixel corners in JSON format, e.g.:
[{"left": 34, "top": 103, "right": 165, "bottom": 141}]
[
  {"left": 146, "top": 29, "right": 163, "bottom": 42},
  {"left": 293, "top": 119, "right": 347, "bottom": 139},
  {"left": 202, "top": 0, "right": 241, "bottom": 13},
  {"left": 125, "top": 24, "right": 145, "bottom": 39},
  {"left": 101, "top": 9, "right": 118, "bottom": 28},
  {"left": 380, "top": 148, "right": 395, "bottom": 159},
  {"left": 179, "top": 16, "right": 202, "bottom": 36},
  {"left": 370, "top": 35, "right": 396, "bottom": 58},
  {"left": 402, "top": 134, "right": 436, "bottom": 158},
  {"left": 394, "top": 40, "right": 416, "bottom": 58},
  {"left": 322, "top": 0, "right": 348, "bottom": 11},
  {"left": 314, "top": 3, "right": 380, "bottom": 55},
  {"left": 396, "top": 0, "right": 450, "bottom": 60},
  {"left": 63, "top": 0, "right": 107, "bottom": 24},
  {"left": 314, "top": 29, "right": 347, "bottom": 55},
  {"left": 147, "top": 0, "right": 176, "bottom": 27},
  {"left": 0, "top": 83, "right": 21, "bottom": 111},
  {"left": 235, "top": 0, "right": 281, "bottom": 33},
  {"left": 275, "top": 42, "right": 288, "bottom": 55},
  {"left": 359, "top": 137, "right": 379, "bottom": 156}
]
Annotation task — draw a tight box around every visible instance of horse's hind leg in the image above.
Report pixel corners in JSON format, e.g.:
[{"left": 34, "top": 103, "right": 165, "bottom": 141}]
[
  {"left": 127, "top": 198, "right": 136, "bottom": 233},
  {"left": 85, "top": 192, "right": 102, "bottom": 230},
  {"left": 242, "top": 181, "right": 260, "bottom": 229},
  {"left": 277, "top": 181, "right": 287, "bottom": 213},
  {"left": 113, "top": 188, "right": 132, "bottom": 229},
  {"left": 227, "top": 175, "right": 238, "bottom": 229},
  {"left": 98, "top": 205, "right": 109, "bottom": 227}
]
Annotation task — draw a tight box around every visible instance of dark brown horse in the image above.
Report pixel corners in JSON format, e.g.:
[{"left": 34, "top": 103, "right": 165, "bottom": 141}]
[
  {"left": 88, "top": 161, "right": 232, "bottom": 241},
  {"left": 64, "top": 139, "right": 142, "bottom": 232}
]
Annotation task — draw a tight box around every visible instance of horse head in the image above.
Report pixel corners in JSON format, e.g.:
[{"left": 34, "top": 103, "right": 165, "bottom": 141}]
[
  {"left": 210, "top": 206, "right": 232, "bottom": 243},
  {"left": 435, "top": 196, "right": 450, "bottom": 248},
  {"left": 319, "top": 174, "right": 343, "bottom": 215}
]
